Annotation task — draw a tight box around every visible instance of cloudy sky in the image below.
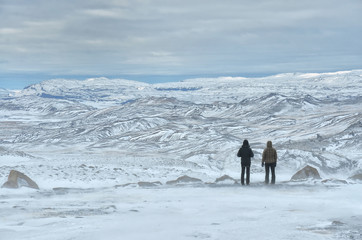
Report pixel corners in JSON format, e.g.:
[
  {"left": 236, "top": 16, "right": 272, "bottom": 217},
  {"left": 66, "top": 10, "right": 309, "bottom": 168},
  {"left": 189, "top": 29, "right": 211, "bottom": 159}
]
[{"left": 1, "top": 0, "right": 362, "bottom": 89}]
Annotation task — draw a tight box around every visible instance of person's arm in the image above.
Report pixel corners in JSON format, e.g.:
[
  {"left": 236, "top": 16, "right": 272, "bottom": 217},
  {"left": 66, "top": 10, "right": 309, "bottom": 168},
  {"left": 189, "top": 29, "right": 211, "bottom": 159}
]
[
  {"left": 274, "top": 149, "right": 278, "bottom": 162},
  {"left": 274, "top": 149, "right": 277, "bottom": 166},
  {"left": 237, "top": 148, "right": 242, "bottom": 157}
]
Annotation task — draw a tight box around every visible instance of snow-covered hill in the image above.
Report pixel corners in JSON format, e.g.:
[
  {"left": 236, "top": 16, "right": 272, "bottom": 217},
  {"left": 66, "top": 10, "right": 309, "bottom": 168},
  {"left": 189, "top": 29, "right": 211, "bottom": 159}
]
[
  {"left": 0, "top": 88, "right": 9, "bottom": 99},
  {"left": 1, "top": 70, "right": 362, "bottom": 182}
]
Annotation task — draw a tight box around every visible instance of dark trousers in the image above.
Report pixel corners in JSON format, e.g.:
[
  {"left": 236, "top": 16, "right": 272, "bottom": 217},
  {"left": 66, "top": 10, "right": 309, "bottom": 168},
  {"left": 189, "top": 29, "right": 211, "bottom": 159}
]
[
  {"left": 241, "top": 165, "right": 250, "bottom": 185},
  {"left": 265, "top": 163, "right": 276, "bottom": 184}
]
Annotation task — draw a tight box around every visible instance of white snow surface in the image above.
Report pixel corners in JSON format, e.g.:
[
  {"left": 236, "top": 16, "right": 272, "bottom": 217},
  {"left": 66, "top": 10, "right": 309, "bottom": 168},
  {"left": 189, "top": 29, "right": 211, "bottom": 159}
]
[
  {"left": 1, "top": 70, "right": 362, "bottom": 239},
  {"left": 1, "top": 183, "right": 362, "bottom": 240}
]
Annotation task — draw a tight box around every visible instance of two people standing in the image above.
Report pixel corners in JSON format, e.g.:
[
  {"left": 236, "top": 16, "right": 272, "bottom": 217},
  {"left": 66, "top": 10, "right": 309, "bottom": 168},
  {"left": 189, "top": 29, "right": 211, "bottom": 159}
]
[{"left": 237, "top": 140, "right": 278, "bottom": 185}]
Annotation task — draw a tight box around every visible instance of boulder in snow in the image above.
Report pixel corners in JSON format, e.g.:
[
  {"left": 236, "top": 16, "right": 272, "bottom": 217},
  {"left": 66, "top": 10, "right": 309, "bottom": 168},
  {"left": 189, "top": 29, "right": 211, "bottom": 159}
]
[
  {"left": 348, "top": 173, "right": 362, "bottom": 181},
  {"left": 1, "top": 170, "right": 39, "bottom": 189},
  {"left": 137, "top": 181, "right": 162, "bottom": 187},
  {"left": 291, "top": 165, "right": 321, "bottom": 181},
  {"left": 166, "top": 175, "right": 203, "bottom": 185},
  {"left": 214, "top": 175, "right": 237, "bottom": 184},
  {"left": 321, "top": 179, "right": 348, "bottom": 184}
]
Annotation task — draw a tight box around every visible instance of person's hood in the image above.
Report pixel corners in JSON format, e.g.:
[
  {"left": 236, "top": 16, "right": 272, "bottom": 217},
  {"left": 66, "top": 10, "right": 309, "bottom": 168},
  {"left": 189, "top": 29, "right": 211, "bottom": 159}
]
[
  {"left": 242, "top": 139, "right": 249, "bottom": 147},
  {"left": 267, "top": 141, "right": 273, "bottom": 148}
]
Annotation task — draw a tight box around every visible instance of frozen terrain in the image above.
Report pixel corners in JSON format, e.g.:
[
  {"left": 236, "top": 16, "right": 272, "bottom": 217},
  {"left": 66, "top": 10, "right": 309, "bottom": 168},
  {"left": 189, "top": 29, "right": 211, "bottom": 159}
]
[
  {"left": 1, "top": 183, "right": 362, "bottom": 240},
  {"left": 0, "top": 70, "right": 362, "bottom": 239}
]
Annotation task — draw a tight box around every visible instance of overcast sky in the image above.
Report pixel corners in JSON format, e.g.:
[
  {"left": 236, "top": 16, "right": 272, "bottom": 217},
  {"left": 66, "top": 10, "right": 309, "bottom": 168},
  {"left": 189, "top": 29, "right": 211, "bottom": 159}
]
[{"left": 1, "top": 0, "right": 362, "bottom": 89}]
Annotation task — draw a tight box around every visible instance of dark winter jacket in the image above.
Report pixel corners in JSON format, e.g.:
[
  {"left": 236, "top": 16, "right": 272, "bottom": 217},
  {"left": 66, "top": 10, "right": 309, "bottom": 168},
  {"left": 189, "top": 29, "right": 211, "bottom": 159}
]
[{"left": 237, "top": 144, "right": 254, "bottom": 166}]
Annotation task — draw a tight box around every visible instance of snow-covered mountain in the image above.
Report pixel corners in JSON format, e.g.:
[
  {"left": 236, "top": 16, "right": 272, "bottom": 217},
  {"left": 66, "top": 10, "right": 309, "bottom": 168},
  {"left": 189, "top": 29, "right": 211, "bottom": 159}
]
[
  {"left": 0, "top": 88, "right": 9, "bottom": 99},
  {"left": 1, "top": 70, "right": 362, "bottom": 181},
  {"left": 15, "top": 70, "right": 362, "bottom": 104}
]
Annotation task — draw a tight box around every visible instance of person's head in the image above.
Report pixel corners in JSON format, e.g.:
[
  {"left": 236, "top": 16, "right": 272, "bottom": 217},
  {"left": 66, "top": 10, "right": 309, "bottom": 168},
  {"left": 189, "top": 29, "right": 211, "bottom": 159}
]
[
  {"left": 243, "top": 139, "right": 249, "bottom": 147},
  {"left": 267, "top": 141, "right": 272, "bottom": 148}
]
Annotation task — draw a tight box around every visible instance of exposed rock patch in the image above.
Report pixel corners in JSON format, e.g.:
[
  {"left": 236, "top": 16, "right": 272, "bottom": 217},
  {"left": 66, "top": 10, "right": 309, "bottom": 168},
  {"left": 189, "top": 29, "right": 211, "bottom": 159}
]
[
  {"left": 214, "top": 175, "right": 237, "bottom": 184},
  {"left": 137, "top": 181, "right": 162, "bottom": 187},
  {"left": 348, "top": 173, "right": 362, "bottom": 181},
  {"left": 321, "top": 179, "right": 348, "bottom": 184},
  {"left": 166, "top": 175, "right": 203, "bottom": 185},
  {"left": 1, "top": 170, "right": 39, "bottom": 189},
  {"left": 114, "top": 183, "right": 135, "bottom": 188},
  {"left": 53, "top": 187, "right": 94, "bottom": 194},
  {"left": 291, "top": 165, "right": 321, "bottom": 181},
  {"left": 114, "top": 181, "right": 163, "bottom": 188}
]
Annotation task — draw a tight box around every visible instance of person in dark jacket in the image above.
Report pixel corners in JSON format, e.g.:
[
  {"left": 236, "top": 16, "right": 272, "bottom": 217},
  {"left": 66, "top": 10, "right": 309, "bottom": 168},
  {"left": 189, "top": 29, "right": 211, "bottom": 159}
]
[
  {"left": 237, "top": 139, "right": 254, "bottom": 185},
  {"left": 262, "top": 141, "right": 278, "bottom": 184}
]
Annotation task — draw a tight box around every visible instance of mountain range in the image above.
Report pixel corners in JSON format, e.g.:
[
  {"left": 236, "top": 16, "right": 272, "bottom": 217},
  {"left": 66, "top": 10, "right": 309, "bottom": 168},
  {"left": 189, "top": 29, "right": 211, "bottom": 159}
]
[{"left": 1, "top": 70, "right": 361, "bottom": 181}]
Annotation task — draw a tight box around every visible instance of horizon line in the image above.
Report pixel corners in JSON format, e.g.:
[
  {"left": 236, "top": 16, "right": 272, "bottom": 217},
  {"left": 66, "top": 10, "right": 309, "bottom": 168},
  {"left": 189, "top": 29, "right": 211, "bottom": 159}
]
[{"left": 1, "top": 68, "right": 361, "bottom": 90}]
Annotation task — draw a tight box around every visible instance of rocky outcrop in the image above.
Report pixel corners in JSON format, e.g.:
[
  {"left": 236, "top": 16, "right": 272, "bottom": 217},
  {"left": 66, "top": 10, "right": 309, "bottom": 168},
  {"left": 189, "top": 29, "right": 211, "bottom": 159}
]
[
  {"left": 214, "top": 175, "right": 237, "bottom": 184},
  {"left": 1, "top": 170, "right": 39, "bottom": 189},
  {"left": 291, "top": 165, "right": 321, "bottom": 181},
  {"left": 348, "top": 173, "right": 362, "bottom": 181},
  {"left": 166, "top": 175, "right": 203, "bottom": 185},
  {"left": 137, "top": 181, "right": 162, "bottom": 187},
  {"left": 321, "top": 179, "right": 348, "bottom": 184}
]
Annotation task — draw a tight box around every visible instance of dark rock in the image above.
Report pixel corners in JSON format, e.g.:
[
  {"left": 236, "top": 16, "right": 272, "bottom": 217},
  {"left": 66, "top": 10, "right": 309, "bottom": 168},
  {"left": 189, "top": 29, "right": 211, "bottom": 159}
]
[
  {"left": 114, "top": 183, "right": 135, "bottom": 188},
  {"left": 137, "top": 181, "right": 162, "bottom": 187},
  {"left": 332, "top": 220, "right": 345, "bottom": 226},
  {"left": 348, "top": 173, "right": 362, "bottom": 181}
]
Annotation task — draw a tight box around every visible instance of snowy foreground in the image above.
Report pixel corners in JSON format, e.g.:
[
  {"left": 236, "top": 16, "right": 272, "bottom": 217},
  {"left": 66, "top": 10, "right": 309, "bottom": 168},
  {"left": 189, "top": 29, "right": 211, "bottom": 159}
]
[
  {"left": 1, "top": 178, "right": 361, "bottom": 240},
  {"left": 1, "top": 156, "right": 362, "bottom": 240}
]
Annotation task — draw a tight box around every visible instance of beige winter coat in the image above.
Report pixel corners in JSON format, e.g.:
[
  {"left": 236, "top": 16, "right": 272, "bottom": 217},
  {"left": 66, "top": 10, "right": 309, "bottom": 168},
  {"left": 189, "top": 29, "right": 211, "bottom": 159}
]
[{"left": 262, "top": 141, "right": 277, "bottom": 164}]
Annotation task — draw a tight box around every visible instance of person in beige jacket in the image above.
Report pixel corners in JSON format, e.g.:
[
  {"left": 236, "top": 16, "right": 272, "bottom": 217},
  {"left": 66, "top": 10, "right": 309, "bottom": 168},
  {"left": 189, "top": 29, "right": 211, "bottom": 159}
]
[{"left": 262, "top": 141, "right": 278, "bottom": 184}]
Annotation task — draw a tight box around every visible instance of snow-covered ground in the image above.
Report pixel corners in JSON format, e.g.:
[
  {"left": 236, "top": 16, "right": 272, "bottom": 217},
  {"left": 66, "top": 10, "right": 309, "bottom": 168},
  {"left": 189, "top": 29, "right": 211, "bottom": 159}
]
[
  {"left": 1, "top": 70, "right": 362, "bottom": 239},
  {"left": 1, "top": 178, "right": 362, "bottom": 240}
]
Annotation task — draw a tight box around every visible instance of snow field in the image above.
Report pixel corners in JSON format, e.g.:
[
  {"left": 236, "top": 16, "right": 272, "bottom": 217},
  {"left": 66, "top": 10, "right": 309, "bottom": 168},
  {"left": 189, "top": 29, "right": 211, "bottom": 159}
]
[{"left": 1, "top": 184, "right": 361, "bottom": 240}]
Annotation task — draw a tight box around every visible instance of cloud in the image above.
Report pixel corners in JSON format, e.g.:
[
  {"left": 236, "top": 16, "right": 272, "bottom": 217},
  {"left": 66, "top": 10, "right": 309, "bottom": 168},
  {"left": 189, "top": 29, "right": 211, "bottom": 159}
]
[
  {"left": 1, "top": 0, "right": 362, "bottom": 82},
  {"left": 0, "top": 28, "right": 22, "bottom": 34},
  {"left": 81, "top": 9, "right": 123, "bottom": 18}
]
